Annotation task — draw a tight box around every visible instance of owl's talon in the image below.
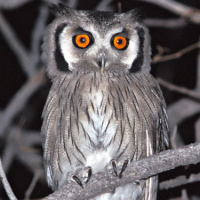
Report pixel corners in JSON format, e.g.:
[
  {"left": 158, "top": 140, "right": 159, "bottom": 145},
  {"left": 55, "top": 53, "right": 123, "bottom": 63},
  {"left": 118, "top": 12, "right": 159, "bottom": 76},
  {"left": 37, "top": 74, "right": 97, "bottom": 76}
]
[
  {"left": 133, "top": 180, "right": 140, "bottom": 186},
  {"left": 85, "top": 167, "right": 92, "bottom": 183},
  {"left": 72, "top": 175, "right": 84, "bottom": 188},
  {"left": 119, "top": 159, "right": 129, "bottom": 178},
  {"left": 111, "top": 159, "right": 118, "bottom": 176}
]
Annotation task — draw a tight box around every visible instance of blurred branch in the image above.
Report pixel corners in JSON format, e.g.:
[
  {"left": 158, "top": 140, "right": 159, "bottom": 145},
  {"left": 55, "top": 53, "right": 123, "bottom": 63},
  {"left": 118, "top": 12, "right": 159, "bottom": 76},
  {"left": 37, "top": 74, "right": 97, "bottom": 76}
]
[
  {"left": 0, "top": 68, "right": 46, "bottom": 136},
  {"left": 182, "top": 189, "right": 189, "bottom": 200},
  {"left": 196, "top": 38, "right": 200, "bottom": 90},
  {"left": 157, "top": 78, "right": 200, "bottom": 100},
  {"left": 67, "top": 0, "right": 78, "bottom": 8},
  {"left": 170, "top": 125, "right": 178, "bottom": 149},
  {"left": 153, "top": 41, "right": 200, "bottom": 63},
  {"left": 0, "top": 158, "right": 18, "bottom": 200},
  {"left": 167, "top": 98, "right": 200, "bottom": 131},
  {"left": 0, "top": 0, "right": 32, "bottom": 9},
  {"left": 0, "top": 12, "right": 32, "bottom": 76},
  {"left": 25, "top": 169, "right": 43, "bottom": 200},
  {"left": 159, "top": 172, "right": 200, "bottom": 190},
  {"left": 2, "top": 126, "right": 42, "bottom": 173},
  {"left": 44, "top": 142, "right": 200, "bottom": 200},
  {"left": 144, "top": 18, "right": 188, "bottom": 28},
  {"left": 195, "top": 118, "right": 200, "bottom": 143},
  {"left": 139, "top": 0, "right": 200, "bottom": 24},
  {"left": 30, "top": 5, "right": 49, "bottom": 73},
  {"left": 96, "top": 0, "right": 113, "bottom": 11}
]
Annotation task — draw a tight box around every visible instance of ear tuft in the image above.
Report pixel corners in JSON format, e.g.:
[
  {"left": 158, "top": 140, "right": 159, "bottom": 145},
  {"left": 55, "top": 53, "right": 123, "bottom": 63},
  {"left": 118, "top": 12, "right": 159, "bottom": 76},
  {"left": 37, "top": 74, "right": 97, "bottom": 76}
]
[
  {"left": 49, "top": 3, "right": 75, "bottom": 17},
  {"left": 124, "top": 9, "right": 140, "bottom": 22}
]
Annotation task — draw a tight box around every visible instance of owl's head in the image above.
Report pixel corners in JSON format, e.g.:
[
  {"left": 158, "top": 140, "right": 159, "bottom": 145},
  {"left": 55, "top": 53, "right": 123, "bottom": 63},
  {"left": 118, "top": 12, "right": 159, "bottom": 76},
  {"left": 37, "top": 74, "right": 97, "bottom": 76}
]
[{"left": 42, "top": 4, "right": 151, "bottom": 79}]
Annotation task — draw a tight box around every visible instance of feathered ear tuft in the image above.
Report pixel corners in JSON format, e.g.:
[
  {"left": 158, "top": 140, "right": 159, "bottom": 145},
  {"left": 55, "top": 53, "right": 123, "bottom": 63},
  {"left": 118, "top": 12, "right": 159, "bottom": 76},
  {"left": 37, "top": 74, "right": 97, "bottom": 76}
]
[
  {"left": 49, "top": 3, "right": 75, "bottom": 17},
  {"left": 124, "top": 9, "right": 140, "bottom": 23}
]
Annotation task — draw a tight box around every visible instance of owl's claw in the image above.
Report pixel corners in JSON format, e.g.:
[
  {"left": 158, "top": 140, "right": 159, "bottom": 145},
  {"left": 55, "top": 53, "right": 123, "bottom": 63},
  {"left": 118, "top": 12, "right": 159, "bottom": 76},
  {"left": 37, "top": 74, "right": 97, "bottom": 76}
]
[
  {"left": 111, "top": 159, "right": 118, "bottom": 176},
  {"left": 85, "top": 167, "right": 92, "bottom": 183},
  {"left": 72, "top": 175, "right": 84, "bottom": 188},
  {"left": 119, "top": 159, "right": 129, "bottom": 178},
  {"left": 133, "top": 180, "right": 140, "bottom": 186}
]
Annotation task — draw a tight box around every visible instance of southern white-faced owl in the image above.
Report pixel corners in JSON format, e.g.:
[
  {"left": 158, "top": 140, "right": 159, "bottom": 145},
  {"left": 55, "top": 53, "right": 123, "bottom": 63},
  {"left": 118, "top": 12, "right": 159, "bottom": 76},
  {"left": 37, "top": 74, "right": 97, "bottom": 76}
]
[{"left": 41, "top": 4, "right": 169, "bottom": 200}]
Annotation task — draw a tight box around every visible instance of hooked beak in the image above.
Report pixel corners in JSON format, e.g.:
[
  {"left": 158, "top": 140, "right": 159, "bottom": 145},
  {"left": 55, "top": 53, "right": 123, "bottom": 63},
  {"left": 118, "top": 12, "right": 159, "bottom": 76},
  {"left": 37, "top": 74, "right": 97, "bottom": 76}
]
[{"left": 98, "top": 53, "right": 106, "bottom": 73}]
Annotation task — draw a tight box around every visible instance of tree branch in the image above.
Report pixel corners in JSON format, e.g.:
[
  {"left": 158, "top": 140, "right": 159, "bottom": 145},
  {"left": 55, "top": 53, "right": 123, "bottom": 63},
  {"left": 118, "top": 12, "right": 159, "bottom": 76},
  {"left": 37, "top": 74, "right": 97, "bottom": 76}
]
[
  {"left": 153, "top": 41, "right": 200, "bottom": 63},
  {"left": 144, "top": 18, "right": 188, "bottom": 28},
  {"left": 159, "top": 172, "right": 200, "bottom": 190},
  {"left": 167, "top": 98, "right": 200, "bottom": 131},
  {"left": 139, "top": 0, "right": 200, "bottom": 24},
  {"left": 43, "top": 142, "right": 200, "bottom": 200},
  {"left": 0, "top": 12, "right": 31, "bottom": 76},
  {"left": 0, "top": 68, "right": 46, "bottom": 136},
  {"left": 157, "top": 78, "right": 200, "bottom": 100},
  {"left": 0, "top": 158, "right": 17, "bottom": 200},
  {"left": 0, "top": 0, "right": 32, "bottom": 9}
]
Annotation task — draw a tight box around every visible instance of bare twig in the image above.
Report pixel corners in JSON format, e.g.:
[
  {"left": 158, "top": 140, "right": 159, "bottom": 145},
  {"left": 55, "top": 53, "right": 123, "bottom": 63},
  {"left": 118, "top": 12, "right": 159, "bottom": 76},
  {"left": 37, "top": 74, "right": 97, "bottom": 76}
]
[
  {"left": 139, "top": 0, "right": 200, "bottom": 24},
  {"left": 0, "top": 68, "right": 46, "bottom": 136},
  {"left": 117, "top": 2, "right": 122, "bottom": 13},
  {"left": 0, "top": 158, "right": 17, "bottom": 200},
  {"left": 157, "top": 78, "right": 200, "bottom": 100},
  {"left": 25, "top": 170, "right": 43, "bottom": 200},
  {"left": 153, "top": 41, "right": 200, "bottom": 63},
  {"left": 43, "top": 142, "right": 200, "bottom": 200}
]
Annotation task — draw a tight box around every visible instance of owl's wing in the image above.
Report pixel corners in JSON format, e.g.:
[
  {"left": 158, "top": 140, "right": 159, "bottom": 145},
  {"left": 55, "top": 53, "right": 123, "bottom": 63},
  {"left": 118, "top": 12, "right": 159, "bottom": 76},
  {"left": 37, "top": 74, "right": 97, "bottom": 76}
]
[
  {"left": 41, "top": 89, "right": 60, "bottom": 189},
  {"left": 141, "top": 74, "right": 169, "bottom": 154},
  {"left": 139, "top": 75, "right": 169, "bottom": 200}
]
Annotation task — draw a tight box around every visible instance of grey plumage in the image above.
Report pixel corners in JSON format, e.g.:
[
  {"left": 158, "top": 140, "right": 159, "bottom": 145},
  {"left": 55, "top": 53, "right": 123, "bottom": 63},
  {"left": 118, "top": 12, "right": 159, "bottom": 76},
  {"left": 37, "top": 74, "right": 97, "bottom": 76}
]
[{"left": 41, "top": 4, "right": 169, "bottom": 200}]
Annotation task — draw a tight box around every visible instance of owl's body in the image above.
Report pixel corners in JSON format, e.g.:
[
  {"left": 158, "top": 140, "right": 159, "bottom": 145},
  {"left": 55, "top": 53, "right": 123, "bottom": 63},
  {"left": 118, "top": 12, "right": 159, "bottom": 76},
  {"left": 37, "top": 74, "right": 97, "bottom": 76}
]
[{"left": 42, "top": 5, "right": 169, "bottom": 200}]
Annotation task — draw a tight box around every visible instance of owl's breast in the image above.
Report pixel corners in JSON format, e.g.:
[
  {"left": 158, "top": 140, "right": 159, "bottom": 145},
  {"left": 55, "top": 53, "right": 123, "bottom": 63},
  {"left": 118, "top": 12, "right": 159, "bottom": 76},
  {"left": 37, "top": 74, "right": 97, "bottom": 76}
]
[{"left": 81, "top": 87, "right": 118, "bottom": 148}]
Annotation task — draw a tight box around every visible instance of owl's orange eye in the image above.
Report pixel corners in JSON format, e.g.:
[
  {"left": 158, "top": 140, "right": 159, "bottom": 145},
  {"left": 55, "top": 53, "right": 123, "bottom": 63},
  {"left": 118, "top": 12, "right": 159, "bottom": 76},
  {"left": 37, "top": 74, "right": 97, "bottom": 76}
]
[
  {"left": 75, "top": 34, "right": 90, "bottom": 48},
  {"left": 112, "top": 36, "right": 128, "bottom": 50}
]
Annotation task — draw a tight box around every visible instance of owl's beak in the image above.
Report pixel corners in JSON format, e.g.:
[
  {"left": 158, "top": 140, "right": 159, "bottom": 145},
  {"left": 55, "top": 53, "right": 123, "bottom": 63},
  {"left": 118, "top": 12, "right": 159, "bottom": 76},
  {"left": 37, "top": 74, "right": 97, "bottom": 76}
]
[{"left": 98, "top": 53, "right": 106, "bottom": 73}]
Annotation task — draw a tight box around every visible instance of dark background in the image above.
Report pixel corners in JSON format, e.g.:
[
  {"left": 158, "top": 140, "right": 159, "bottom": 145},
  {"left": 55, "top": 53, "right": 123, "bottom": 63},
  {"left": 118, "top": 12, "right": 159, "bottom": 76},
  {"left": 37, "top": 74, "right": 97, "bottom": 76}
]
[{"left": 0, "top": 0, "right": 200, "bottom": 199}]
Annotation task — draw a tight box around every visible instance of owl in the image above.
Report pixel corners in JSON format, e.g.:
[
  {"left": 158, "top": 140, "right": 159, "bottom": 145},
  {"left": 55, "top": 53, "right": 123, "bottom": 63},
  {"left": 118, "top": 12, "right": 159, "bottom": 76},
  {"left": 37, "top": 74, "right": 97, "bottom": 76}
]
[{"left": 41, "top": 4, "right": 169, "bottom": 200}]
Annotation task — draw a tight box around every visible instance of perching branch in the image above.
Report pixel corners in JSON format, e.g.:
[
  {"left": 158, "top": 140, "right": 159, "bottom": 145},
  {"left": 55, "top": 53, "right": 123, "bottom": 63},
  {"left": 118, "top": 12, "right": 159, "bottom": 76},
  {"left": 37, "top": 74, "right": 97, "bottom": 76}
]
[{"left": 43, "top": 142, "right": 200, "bottom": 200}]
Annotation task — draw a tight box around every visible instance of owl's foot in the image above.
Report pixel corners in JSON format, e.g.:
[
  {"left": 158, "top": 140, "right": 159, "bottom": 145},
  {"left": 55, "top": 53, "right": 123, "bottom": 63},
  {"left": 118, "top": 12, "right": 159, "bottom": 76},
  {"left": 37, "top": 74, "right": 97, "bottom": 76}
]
[
  {"left": 111, "top": 159, "right": 130, "bottom": 178},
  {"left": 85, "top": 167, "right": 92, "bottom": 183},
  {"left": 71, "top": 166, "right": 92, "bottom": 188},
  {"left": 111, "top": 159, "right": 118, "bottom": 176},
  {"left": 72, "top": 175, "right": 84, "bottom": 188},
  {"left": 119, "top": 159, "right": 129, "bottom": 178}
]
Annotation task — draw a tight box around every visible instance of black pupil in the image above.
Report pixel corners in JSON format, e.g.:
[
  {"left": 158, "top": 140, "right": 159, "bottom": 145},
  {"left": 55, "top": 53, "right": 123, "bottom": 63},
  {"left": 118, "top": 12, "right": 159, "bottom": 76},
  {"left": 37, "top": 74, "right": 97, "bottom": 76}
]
[
  {"left": 80, "top": 37, "right": 86, "bottom": 43},
  {"left": 117, "top": 39, "right": 123, "bottom": 44}
]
